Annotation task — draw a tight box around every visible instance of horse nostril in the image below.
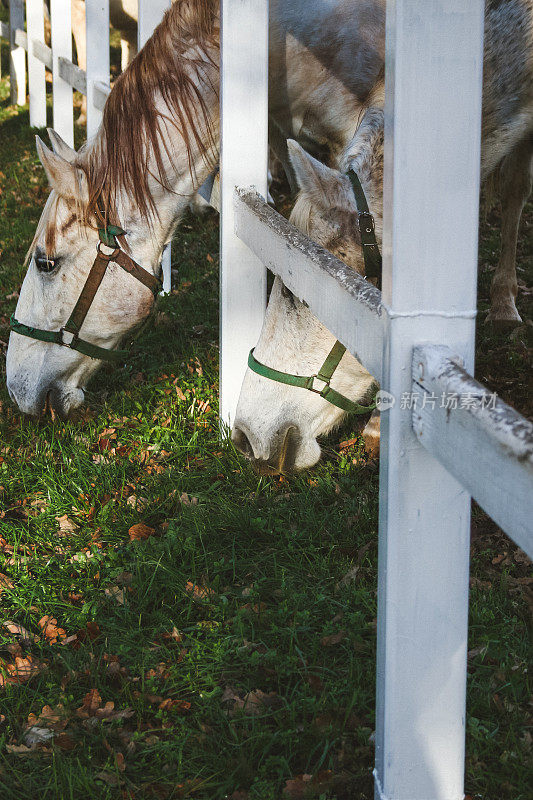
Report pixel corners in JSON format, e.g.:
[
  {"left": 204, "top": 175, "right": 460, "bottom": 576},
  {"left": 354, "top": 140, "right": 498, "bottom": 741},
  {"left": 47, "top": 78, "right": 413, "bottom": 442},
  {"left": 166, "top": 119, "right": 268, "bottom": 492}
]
[{"left": 232, "top": 426, "right": 255, "bottom": 459}]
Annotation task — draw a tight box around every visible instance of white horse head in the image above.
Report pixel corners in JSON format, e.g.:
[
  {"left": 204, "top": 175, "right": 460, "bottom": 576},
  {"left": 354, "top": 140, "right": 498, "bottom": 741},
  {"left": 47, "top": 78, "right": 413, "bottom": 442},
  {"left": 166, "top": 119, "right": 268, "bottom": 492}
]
[
  {"left": 7, "top": 3, "right": 219, "bottom": 418},
  {"left": 6, "top": 131, "right": 167, "bottom": 418},
  {"left": 232, "top": 140, "right": 379, "bottom": 473}
]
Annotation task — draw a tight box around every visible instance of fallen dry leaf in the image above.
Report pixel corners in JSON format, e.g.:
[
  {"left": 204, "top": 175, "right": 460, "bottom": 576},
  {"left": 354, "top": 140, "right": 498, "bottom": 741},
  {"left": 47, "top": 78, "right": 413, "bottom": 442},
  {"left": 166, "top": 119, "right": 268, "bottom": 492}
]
[
  {"left": 221, "top": 686, "right": 279, "bottom": 717},
  {"left": 38, "top": 616, "right": 67, "bottom": 644},
  {"left": 97, "top": 771, "right": 122, "bottom": 786},
  {"left": 105, "top": 585, "right": 126, "bottom": 605},
  {"left": 26, "top": 704, "right": 67, "bottom": 732},
  {"left": 179, "top": 492, "right": 198, "bottom": 506},
  {"left": 3, "top": 620, "right": 38, "bottom": 643},
  {"left": 0, "top": 573, "right": 14, "bottom": 592},
  {"left": 5, "top": 743, "right": 36, "bottom": 756},
  {"left": 56, "top": 514, "right": 79, "bottom": 536},
  {"left": 128, "top": 523, "right": 156, "bottom": 541},
  {"left": 158, "top": 698, "right": 191, "bottom": 714},
  {"left": 76, "top": 689, "right": 133, "bottom": 722},
  {"left": 115, "top": 751, "right": 126, "bottom": 772},
  {"left": 54, "top": 733, "right": 77, "bottom": 751},
  {"left": 283, "top": 775, "right": 313, "bottom": 798},
  {"left": 1, "top": 654, "right": 43, "bottom": 687},
  {"left": 185, "top": 581, "right": 214, "bottom": 600},
  {"left": 320, "top": 629, "right": 345, "bottom": 647}
]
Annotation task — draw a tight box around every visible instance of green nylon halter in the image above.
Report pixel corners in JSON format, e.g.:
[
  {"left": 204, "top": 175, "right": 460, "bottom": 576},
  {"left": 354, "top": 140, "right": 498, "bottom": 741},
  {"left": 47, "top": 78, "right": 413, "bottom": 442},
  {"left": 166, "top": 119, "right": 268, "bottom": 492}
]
[
  {"left": 247, "top": 169, "right": 381, "bottom": 417},
  {"left": 10, "top": 226, "right": 160, "bottom": 363}
]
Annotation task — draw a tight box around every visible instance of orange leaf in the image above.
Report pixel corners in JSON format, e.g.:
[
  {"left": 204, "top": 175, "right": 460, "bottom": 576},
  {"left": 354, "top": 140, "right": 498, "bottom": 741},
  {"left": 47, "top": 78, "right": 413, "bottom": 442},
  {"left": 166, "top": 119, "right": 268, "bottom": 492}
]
[
  {"left": 38, "top": 616, "right": 67, "bottom": 644},
  {"left": 185, "top": 580, "right": 214, "bottom": 600},
  {"left": 128, "top": 523, "right": 156, "bottom": 541}
]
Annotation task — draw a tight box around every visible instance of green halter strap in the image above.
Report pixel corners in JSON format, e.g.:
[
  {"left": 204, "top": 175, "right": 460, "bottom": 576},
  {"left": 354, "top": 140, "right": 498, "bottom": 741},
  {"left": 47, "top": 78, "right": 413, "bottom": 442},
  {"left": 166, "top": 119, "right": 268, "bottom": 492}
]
[
  {"left": 347, "top": 170, "right": 382, "bottom": 288},
  {"left": 10, "top": 226, "right": 161, "bottom": 363},
  {"left": 248, "top": 342, "right": 376, "bottom": 416},
  {"left": 247, "top": 170, "right": 381, "bottom": 417}
]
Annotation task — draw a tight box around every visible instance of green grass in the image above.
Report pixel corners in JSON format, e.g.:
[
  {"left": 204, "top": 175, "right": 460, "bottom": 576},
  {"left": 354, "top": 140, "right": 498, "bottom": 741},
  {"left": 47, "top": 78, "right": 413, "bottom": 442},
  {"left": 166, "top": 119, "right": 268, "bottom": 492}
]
[{"left": 0, "top": 40, "right": 531, "bottom": 800}]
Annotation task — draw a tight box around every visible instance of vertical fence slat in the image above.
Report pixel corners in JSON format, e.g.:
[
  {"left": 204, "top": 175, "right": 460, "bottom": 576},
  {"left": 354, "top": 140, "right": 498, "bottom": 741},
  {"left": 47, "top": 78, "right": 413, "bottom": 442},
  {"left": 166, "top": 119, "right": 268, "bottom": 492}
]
[
  {"left": 220, "top": 0, "right": 269, "bottom": 428},
  {"left": 138, "top": 0, "right": 172, "bottom": 294},
  {"left": 85, "top": 0, "right": 109, "bottom": 138},
  {"left": 9, "top": 0, "right": 26, "bottom": 105},
  {"left": 26, "top": 0, "right": 47, "bottom": 126},
  {"left": 51, "top": 0, "right": 73, "bottom": 146},
  {"left": 374, "top": 1, "right": 485, "bottom": 799},
  {"left": 138, "top": 0, "right": 169, "bottom": 44}
]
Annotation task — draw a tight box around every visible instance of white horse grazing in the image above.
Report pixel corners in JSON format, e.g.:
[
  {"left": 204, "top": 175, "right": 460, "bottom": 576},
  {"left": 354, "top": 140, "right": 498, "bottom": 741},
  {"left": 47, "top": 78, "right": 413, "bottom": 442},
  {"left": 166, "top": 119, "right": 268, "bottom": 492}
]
[
  {"left": 233, "top": 140, "right": 382, "bottom": 471},
  {"left": 6, "top": 0, "right": 533, "bottom": 425}
]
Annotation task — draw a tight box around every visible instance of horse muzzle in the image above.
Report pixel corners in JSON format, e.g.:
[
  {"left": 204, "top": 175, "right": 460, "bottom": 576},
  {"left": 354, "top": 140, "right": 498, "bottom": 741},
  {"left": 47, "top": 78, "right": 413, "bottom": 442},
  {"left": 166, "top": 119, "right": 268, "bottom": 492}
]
[
  {"left": 7, "top": 375, "right": 84, "bottom": 420},
  {"left": 232, "top": 422, "right": 317, "bottom": 474}
]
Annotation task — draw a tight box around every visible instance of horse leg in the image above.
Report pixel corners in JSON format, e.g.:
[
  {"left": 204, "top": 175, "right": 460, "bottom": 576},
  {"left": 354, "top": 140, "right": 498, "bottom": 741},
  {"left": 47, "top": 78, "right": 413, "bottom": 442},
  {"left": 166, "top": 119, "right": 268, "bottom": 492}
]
[
  {"left": 71, "top": 0, "right": 87, "bottom": 125},
  {"left": 486, "top": 134, "right": 533, "bottom": 329}
]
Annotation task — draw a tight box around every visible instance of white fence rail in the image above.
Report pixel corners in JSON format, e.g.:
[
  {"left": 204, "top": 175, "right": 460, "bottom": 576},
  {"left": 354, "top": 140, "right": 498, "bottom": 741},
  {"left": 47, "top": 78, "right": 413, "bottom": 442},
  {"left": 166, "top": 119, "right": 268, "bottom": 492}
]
[
  {"left": 0, "top": 0, "right": 171, "bottom": 292},
  {"left": 222, "top": 1, "right": 532, "bottom": 799}
]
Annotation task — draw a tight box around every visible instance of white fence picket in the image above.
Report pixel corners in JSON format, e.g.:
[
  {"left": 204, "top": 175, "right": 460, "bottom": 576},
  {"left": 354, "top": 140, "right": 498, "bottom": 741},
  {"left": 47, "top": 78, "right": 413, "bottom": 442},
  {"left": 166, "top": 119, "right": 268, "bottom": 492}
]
[
  {"left": 51, "top": 0, "right": 73, "bottom": 147},
  {"left": 9, "top": 0, "right": 26, "bottom": 106},
  {"left": 26, "top": 0, "right": 46, "bottom": 127},
  {"left": 138, "top": 0, "right": 172, "bottom": 294},
  {"left": 373, "top": 2, "right": 485, "bottom": 799},
  {"left": 220, "top": 0, "right": 269, "bottom": 428},
  {"left": 85, "top": 0, "right": 109, "bottom": 138}
]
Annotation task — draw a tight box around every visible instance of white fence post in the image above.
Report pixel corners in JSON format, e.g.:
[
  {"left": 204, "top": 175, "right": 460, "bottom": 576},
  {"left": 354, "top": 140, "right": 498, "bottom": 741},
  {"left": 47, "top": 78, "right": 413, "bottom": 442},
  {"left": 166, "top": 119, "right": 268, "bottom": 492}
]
[
  {"left": 138, "top": 0, "right": 172, "bottom": 294},
  {"left": 374, "top": 2, "right": 485, "bottom": 799},
  {"left": 9, "top": 0, "right": 26, "bottom": 105},
  {"left": 26, "top": 0, "right": 47, "bottom": 126},
  {"left": 51, "top": 0, "right": 74, "bottom": 147},
  {"left": 220, "top": 0, "right": 269, "bottom": 428},
  {"left": 85, "top": 0, "right": 109, "bottom": 138}
]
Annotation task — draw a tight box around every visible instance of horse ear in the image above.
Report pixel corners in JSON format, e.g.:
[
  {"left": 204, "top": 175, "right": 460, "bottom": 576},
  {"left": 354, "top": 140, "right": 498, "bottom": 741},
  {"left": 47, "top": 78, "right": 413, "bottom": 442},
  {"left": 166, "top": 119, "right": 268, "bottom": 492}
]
[
  {"left": 36, "top": 136, "right": 88, "bottom": 202},
  {"left": 47, "top": 128, "right": 76, "bottom": 163},
  {"left": 287, "top": 139, "right": 344, "bottom": 210}
]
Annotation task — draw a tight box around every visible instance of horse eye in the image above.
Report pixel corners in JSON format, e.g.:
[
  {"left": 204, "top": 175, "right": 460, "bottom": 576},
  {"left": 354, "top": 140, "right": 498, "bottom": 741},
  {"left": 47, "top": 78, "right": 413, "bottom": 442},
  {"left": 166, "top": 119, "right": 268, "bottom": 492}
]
[{"left": 35, "top": 255, "right": 58, "bottom": 273}]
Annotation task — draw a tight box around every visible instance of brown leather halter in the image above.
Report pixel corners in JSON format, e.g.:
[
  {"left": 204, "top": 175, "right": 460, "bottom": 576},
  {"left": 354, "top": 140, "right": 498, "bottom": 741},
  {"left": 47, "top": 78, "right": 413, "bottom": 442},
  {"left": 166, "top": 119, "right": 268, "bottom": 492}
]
[{"left": 10, "top": 225, "right": 161, "bottom": 363}]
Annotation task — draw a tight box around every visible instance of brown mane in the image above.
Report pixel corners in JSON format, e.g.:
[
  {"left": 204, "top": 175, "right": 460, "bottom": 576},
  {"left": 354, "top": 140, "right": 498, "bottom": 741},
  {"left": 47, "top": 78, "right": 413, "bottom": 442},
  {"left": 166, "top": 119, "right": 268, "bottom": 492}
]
[{"left": 81, "top": 0, "right": 219, "bottom": 225}]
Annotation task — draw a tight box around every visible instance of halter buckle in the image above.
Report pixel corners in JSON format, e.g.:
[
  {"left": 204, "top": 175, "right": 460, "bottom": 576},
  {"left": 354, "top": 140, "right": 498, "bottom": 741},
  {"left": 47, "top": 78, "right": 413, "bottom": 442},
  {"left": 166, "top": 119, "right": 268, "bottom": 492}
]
[
  {"left": 305, "top": 375, "right": 330, "bottom": 395},
  {"left": 358, "top": 211, "right": 375, "bottom": 237},
  {"left": 59, "top": 327, "right": 78, "bottom": 347}
]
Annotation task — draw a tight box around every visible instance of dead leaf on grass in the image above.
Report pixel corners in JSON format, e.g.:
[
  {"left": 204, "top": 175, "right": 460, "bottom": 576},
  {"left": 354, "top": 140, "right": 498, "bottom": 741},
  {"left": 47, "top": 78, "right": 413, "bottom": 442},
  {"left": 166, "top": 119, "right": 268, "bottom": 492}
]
[
  {"left": 38, "top": 616, "right": 67, "bottom": 644},
  {"left": 320, "top": 629, "right": 345, "bottom": 647},
  {"left": 97, "top": 771, "right": 122, "bottom": 786},
  {"left": 105, "top": 586, "right": 126, "bottom": 605},
  {"left": 0, "top": 573, "right": 14, "bottom": 592},
  {"left": 55, "top": 514, "right": 79, "bottom": 536},
  {"left": 158, "top": 698, "right": 191, "bottom": 714},
  {"left": 128, "top": 523, "right": 156, "bottom": 541},
  {"left": 185, "top": 580, "right": 214, "bottom": 600},
  {"left": 3, "top": 620, "right": 38, "bottom": 643},
  {"left": 1, "top": 654, "right": 43, "bottom": 687}
]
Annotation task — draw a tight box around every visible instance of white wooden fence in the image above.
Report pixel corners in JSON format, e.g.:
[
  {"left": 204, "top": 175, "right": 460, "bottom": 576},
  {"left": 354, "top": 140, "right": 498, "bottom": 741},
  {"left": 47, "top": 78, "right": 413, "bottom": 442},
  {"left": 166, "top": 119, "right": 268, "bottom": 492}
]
[
  {"left": 221, "top": 2, "right": 533, "bottom": 799},
  {"left": 2, "top": 0, "right": 533, "bottom": 797},
  {"left": 0, "top": 0, "right": 172, "bottom": 292}
]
